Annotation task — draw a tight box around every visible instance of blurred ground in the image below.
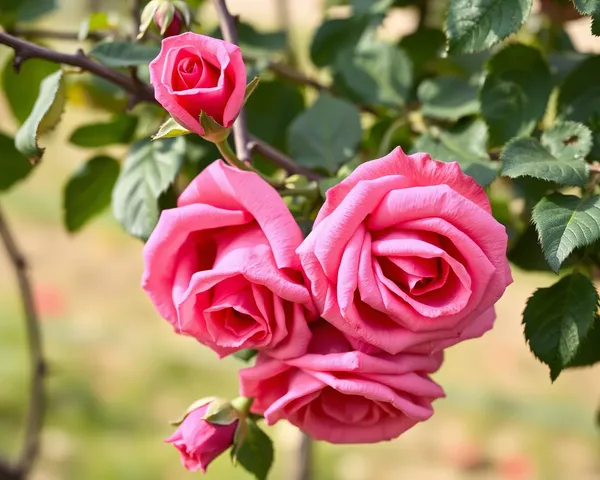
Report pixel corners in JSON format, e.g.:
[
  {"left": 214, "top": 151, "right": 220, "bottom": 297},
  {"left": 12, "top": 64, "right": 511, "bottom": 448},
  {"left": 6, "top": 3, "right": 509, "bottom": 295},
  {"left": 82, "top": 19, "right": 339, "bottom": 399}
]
[{"left": 0, "top": 1, "right": 599, "bottom": 479}]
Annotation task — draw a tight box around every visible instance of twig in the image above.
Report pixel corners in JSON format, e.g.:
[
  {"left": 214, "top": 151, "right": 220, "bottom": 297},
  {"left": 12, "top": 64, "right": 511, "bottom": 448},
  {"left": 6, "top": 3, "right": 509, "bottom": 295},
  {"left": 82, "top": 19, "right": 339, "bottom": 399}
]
[
  {"left": 8, "top": 28, "right": 110, "bottom": 42},
  {"left": 295, "top": 432, "right": 312, "bottom": 480},
  {"left": 0, "top": 32, "right": 155, "bottom": 103},
  {"left": 248, "top": 136, "right": 324, "bottom": 180},
  {"left": 0, "top": 207, "right": 46, "bottom": 477},
  {"left": 210, "top": 0, "right": 251, "bottom": 162}
]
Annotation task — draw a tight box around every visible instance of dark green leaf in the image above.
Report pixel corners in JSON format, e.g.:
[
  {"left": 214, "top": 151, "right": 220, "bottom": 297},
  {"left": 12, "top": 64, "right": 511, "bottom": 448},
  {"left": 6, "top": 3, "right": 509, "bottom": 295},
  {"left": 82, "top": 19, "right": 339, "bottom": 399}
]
[
  {"left": 232, "top": 349, "right": 258, "bottom": 362},
  {"left": 523, "top": 273, "right": 598, "bottom": 380},
  {"left": 69, "top": 114, "right": 138, "bottom": 148},
  {"left": 112, "top": 137, "right": 185, "bottom": 240},
  {"left": 501, "top": 121, "right": 591, "bottom": 186},
  {"left": 310, "top": 15, "right": 373, "bottom": 67},
  {"left": 508, "top": 225, "right": 557, "bottom": 272},
  {"left": 532, "top": 193, "right": 600, "bottom": 272},
  {"left": 573, "top": 0, "right": 600, "bottom": 15},
  {"left": 398, "top": 28, "right": 446, "bottom": 77},
  {"left": 2, "top": 57, "right": 59, "bottom": 124},
  {"left": 63, "top": 156, "right": 120, "bottom": 233},
  {"left": 352, "top": 0, "right": 394, "bottom": 13},
  {"left": 418, "top": 76, "right": 480, "bottom": 119},
  {"left": 16, "top": 0, "right": 56, "bottom": 21},
  {"left": 288, "top": 94, "right": 361, "bottom": 173},
  {"left": 446, "top": 0, "right": 533, "bottom": 55},
  {"left": 89, "top": 41, "right": 161, "bottom": 68},
  {"left": 557, "top": 55, "right": 600, "bottom": 157},
  {"left": 336, "top": 42, "right": 413, "bottom": 108},
  {"left": 412, "top": 119, "right": 497, "bottom": 186},
  {"left": 0, "top": 132, "right": 33, "bottom": 191},
  {"left": 565, "top": 315, "right": 600, "bottom": 369},
  {"left": 480, "top": 44, "right": 553, "bottom": 146},
  {"left": 235, "top": 419, "right": 274, "bottom": 480},
  {"left": 15, "top": 70, "right": 65, "bottom": 162}
]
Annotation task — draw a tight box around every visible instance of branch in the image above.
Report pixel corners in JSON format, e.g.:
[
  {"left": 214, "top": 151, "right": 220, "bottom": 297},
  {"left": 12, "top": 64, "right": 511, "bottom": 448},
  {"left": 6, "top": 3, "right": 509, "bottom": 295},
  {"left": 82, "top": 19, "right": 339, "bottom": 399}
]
[
  {"left": 211, "top": 0, "right": 251, "bottom": 162},
  {"left": 0, "top": 32, "right": 155, "bottom": 103},
  {"left": 248, "top": 136, "right": 324, "bottom": 181},
  {"left": 8, "top": 28, "right": 110, "bottom": 42},
  {"left": 0, "top": 206, "right": 45, "bottom": 477}
]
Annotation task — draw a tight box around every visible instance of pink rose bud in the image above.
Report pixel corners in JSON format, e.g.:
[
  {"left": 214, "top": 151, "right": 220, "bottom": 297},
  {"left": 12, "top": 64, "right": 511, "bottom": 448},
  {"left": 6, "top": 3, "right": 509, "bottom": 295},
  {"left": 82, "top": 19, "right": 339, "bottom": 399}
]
[
  {"left": 165, "top": 402, "right": 237, "bottom": 472},
  {"left": 155, "top": 8, "right": 183, "bottom": 37},
  {"left": 149, "top": 32, "right": 247, "bottom": 136}
]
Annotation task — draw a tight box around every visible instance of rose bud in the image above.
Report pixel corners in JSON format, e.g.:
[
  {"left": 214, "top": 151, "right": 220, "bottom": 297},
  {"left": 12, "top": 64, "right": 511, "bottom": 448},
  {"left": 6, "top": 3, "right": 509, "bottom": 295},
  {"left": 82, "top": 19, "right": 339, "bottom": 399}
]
[
  {"left": 155, "top": 8, "right": 184, "bottom": 37},
  {"left": 166, "top": 400, "right": 238, "bottom": 472}
]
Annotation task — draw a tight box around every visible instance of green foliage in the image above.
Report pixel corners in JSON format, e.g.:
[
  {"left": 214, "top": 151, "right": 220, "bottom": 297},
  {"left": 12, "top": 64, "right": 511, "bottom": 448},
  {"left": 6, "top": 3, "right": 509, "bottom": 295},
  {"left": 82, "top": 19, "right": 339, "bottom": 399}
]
[
  {"left": 14, "top": 70, "right": 65, "bottom": 162},
  {"left": 70, "top": 114, "right": 138, "bottom": 148},
  {"left": 63, "top": 156, "right": 120, "bottom": 233},
  {"left": 2, "top": 58, "right": 59, "bottom": 124},
  {"left": 413, "top": 119, "right": 497, "bottom": 186},
  {"left": 445, "top": 0, "right": 533, "bottom": 54},
  {"left": 111, "top": 137, "right": 185, "bottom": 240},
  {"left": 523, "top": 273, "right": 599, "bottom": 380},
  {"left": 89, "top": 41, "right": 161, "bottom": 68},
  {"left": 0, "top": 132, "right": 33, "bottom": 191},
  {"left": 288, "top": 94, "right": 361, "bottom": 173},
  {"left": 310, "top": 15, "right": 373, "bottom": 67},
  {"left": 335, "top": 41, "right": 413, "bottom": 108},
  {"left": 234, "top": 419, "right": 274, "bottom": 480},
  {"left": 532, "top": 193, "right": 600, "bottom": 272},
  {"left": 501, "top": 121, "right": 592, "bottom": 186},
  {"left": 480, "top": 44, "right": 552, "bottom": 146},
  {"left": 418, "top": 76, "right": 480, "bottom": 120}
]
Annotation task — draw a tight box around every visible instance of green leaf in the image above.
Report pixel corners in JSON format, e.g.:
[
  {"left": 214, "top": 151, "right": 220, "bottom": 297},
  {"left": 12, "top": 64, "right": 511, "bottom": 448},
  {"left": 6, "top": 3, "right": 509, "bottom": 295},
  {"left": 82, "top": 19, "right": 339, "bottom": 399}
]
[
  {"left": 63, "top": 156, "right": 120, "bottom": 233},
  {"left": 2, "top": 57, "right": 60, "bottom": 124},
  {"left": 445, "top": 0, "right": 533, "bottom": 55},
  {"left": 523, "top": 272, "right": 599, "bottom": 381},
  {"left": 0, "top": 132, "right": 34, "bottom": 191},
  {"left": 565, "top": 315, "right": 600, "bottom": 369},
  {"left": 336, "top": 42, "right": 413, "bottom": 108},
  {"left": 532, "top": 193, "right": 600, "bottom": 272},
  {"left": 69, "top": 114, "right": 138, "bottom": 148},
  {"left": 89, "top": 41, "right": 161, "bottom": 68},
  {"left": 310, "top": 15, "right": 373, "bottom": 67},
  {"left": 152, "top": 117, "right": 190, "bottom": 140},
  {"left": 111, "top": 137, "right": 185, "bottom": 240},
  {"left": 398, "top": 28, "right": 446, "bottom": 77},
  {"left": 557, "top": 56, "right": 600, "bottom": 157},
  {"left": 501, "top": 121, "right": 591, "bottom": 186},
  {"left": 288, "top": 94, "right": 361, "bottom": 174},
  {"left": 418, "top": 76, "right": 480, "bottom": 119},
  {"left": 573, "top": 0, "right": 600, "bottom": 15},
  {"left": 508, "top": 224, "right": 558, "bottom": 272},
  {"left": 16, "top": 0, "right": 56, "bottom": 21},
  {"left": 234, "top": 419, "right": 274, "bottom": 480},
  {"left": 15, "top": 70, "right": 65, "bottom": 162},
  {"left": 480, "top": 44, "right": 553, "bottom": 146},
  {"left": 412, "top": 119, "right": 497, "bottom": 186},
  {"left": 232, "top": 349, "right": 258, "bottom": 362},
  {"left": 352, "top": 0, "right": 394, "bottom": 13}
]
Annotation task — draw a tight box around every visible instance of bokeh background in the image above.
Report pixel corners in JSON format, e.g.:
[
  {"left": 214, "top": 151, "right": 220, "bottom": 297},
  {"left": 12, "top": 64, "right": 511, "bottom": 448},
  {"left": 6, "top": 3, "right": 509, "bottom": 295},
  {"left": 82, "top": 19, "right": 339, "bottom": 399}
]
[{"left": 1, "top": 1, "right": 599, "bottom": 479}]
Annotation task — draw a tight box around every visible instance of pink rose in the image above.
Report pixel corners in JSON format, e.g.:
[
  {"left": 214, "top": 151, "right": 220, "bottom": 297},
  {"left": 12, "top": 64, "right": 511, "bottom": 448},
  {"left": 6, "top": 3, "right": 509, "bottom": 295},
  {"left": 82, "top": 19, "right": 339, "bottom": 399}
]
[
  {"left": 142, "top": 160, "right": 317, "bottom": 359},
  {"left": 297, "top": 148, "right": 512, "bottom": 355},
  {"left": 149, "top": 32, "right": 246, "bottom": 135},
  {"left": 166, "top": 402, "right": 237, "bottom": 472},
  {"left": 239, "top": 321, "right": 445, "bottom": 444}
]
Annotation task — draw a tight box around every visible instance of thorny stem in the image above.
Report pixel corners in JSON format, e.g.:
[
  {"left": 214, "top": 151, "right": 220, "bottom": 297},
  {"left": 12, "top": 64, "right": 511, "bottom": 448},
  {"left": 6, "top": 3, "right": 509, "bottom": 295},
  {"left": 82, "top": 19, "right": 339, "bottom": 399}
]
[{"left": 0, "top": 206, "right": 46, "bottom": 478}]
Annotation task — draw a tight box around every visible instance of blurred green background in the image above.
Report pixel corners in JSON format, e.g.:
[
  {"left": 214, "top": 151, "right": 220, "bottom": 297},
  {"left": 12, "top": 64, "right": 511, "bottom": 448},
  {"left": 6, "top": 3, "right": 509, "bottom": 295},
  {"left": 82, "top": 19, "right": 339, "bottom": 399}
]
[{"left": 0, "top": 1, "right": 599, "bottom": 479}]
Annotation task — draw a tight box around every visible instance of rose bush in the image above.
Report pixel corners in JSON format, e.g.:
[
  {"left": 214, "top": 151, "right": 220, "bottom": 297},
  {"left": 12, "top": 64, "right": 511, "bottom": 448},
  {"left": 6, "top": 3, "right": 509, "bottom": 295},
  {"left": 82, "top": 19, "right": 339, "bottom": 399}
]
[
  {"left": 239, "top": 321, "right": 445, "bottom": 443},
  {"left": 149, "top": 32, "right": 246, "bottom": 135},
  {"left": 297, "top": 149, "right": 513, "bottom": 355},
  {"left": 142, "top": 160, "right": 317, "bottom": 359}
]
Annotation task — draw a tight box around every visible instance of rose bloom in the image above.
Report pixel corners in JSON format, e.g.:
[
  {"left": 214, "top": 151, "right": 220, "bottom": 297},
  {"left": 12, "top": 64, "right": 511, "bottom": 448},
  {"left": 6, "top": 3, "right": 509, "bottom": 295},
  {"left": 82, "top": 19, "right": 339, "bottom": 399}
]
[
  {"left": 239, "top": 321, "right": 444, "bottom": 444},
  {"left": 297, "top": 148, "right": 512, "bottom": 355},
  {"left": 142, "top": 160, "right": 317, "bottom": 359},
  {"left": 149, "top": 32, "right": 246, "bottom": 135},
  {"left": 166, "top": 401, "right": 237, "bottom": 472}
]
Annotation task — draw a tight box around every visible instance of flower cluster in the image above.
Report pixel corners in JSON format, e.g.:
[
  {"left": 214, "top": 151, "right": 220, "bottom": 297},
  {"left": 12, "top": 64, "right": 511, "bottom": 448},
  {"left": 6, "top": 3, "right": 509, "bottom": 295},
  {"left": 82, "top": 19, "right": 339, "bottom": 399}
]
[{"left": 144, "top": 32, "right": 512, "bottom": 469}]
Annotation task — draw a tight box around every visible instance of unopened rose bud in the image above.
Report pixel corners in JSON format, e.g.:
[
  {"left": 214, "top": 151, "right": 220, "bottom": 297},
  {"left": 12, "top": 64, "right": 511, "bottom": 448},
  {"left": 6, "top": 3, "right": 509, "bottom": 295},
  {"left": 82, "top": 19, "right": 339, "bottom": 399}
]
[
  {"left": 155, "top": 6, "right": 183, "bottom": 37},
  {"left": 166, "top": 400, "right": 237, "bottom": 472}
]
